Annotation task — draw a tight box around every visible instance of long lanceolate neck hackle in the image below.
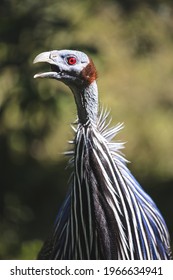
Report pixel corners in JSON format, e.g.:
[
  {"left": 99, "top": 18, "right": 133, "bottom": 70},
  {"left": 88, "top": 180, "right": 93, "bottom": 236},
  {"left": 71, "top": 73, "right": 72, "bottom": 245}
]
[
  {"left": 70, "top": 110, "right": 172, "bottom": 259},
  {"left": 55, "top": 81, "right": 172, "bottom": 259}
]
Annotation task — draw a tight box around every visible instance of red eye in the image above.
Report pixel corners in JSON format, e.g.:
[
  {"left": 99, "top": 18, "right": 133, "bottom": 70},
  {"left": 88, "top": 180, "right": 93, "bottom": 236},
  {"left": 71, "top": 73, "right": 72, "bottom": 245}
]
[{"left": 67, "top": 56, "right": 77, "bottom": 65}]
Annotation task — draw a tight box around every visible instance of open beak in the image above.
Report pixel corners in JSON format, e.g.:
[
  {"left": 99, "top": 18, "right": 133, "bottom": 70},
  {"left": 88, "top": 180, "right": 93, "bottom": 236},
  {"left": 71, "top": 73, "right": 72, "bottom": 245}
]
[{"left": 33, "top": 51, "right": 61, "bottom": 79}]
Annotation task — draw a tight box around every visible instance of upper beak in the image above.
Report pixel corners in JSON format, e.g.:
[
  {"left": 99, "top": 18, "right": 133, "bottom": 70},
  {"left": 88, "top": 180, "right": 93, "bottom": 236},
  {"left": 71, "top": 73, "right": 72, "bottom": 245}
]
[
  {"left": 33, "top": 51, "right": 60, "bottom": 79},
  {"left": 33, "top": 51, "right": 54, "bottom": 64}
]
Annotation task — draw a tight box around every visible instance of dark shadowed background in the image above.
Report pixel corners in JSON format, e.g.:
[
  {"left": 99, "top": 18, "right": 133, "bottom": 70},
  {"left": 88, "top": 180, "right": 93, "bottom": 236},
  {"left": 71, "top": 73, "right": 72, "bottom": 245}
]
[{"left": 0, "top": 0, "right": 173, "bottom": 259}]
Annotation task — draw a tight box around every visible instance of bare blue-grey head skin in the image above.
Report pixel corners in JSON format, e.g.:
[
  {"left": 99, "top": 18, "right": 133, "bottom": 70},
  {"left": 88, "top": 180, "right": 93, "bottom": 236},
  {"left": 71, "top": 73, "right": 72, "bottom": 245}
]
[
  {"left": 34, "top": 50, "right": 98, "bottom": 124},
  {"left": 33, "top": 50, "right": 172, "bottom": 260}
]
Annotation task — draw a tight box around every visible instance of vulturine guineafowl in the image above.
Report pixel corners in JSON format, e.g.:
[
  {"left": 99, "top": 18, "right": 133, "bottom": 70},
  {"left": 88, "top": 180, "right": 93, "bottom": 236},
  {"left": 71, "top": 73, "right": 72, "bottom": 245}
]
[{"left": 33, "top": 49, "right": 172, "bottom": 260}]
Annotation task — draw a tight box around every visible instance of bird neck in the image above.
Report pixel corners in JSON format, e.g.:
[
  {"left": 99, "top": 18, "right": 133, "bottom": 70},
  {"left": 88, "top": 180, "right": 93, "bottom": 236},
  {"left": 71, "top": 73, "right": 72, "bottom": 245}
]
[{"left": 70, "top": 81, "right": 98, "bottom": 125}]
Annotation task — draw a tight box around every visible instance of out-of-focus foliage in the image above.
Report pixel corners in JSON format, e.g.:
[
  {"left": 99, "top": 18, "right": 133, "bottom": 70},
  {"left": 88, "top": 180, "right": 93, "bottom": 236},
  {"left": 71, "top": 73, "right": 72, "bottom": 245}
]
[{"left": 0, "top": 0, "right": 173, "bottom": 259}]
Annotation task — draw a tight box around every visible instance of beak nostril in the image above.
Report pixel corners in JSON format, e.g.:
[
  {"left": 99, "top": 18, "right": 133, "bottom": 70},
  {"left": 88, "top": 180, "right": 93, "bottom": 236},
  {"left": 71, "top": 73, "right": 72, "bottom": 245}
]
[
  {"left": 50, "top": 50, "right": 59, "bottom": 59},
  {"left": 51, "top": 54, "right": 58, "bottom": 59}
]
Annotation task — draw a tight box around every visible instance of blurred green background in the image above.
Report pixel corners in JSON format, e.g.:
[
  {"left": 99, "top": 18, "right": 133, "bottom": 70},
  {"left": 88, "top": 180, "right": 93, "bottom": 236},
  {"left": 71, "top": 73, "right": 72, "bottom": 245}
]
[{"left": 0, "top": 0, "right": 173, "bottom": 259}]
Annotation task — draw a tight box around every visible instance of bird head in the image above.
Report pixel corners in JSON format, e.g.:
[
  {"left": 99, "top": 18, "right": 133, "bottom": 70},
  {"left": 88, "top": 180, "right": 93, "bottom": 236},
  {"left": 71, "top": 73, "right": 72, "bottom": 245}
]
[
  {"left": 33, "top": 49, "right": 98, "bottom": 124},
  {"left": 33, "top": 50, "right": 97, "bottom": 87}
]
